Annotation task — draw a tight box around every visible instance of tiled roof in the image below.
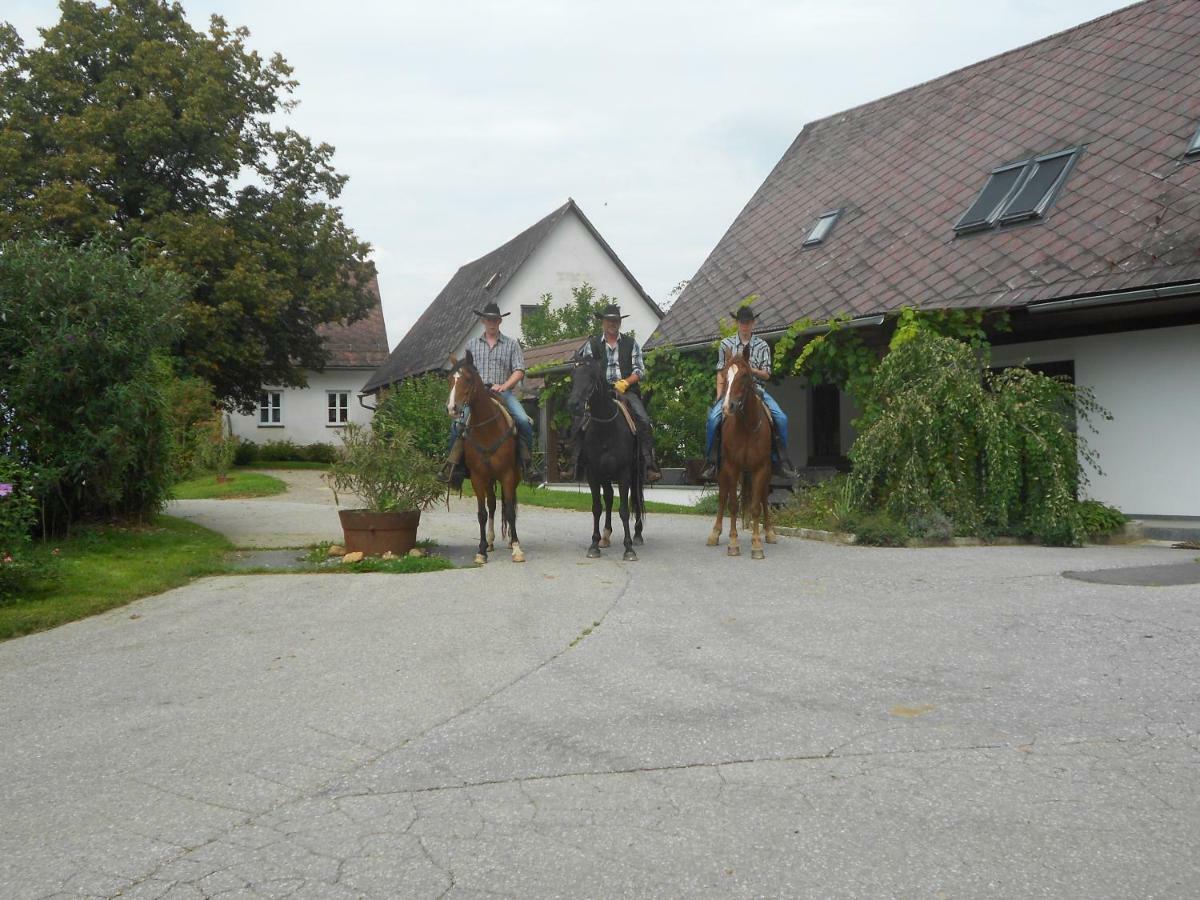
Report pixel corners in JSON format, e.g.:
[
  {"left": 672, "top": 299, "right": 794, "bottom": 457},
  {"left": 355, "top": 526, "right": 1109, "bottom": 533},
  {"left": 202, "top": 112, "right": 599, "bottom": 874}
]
[
  {"left": 652, "top": 0, "right": 1200, "bottom": 347},
  {"left": 317, "top": 274, "right": 389, "bottom": 368},
  {"left": 517, "top": 335, "right": 589, "bottom": 396},
  {"left": 364, "top": 199, "right": 660, "bottom": 392}
]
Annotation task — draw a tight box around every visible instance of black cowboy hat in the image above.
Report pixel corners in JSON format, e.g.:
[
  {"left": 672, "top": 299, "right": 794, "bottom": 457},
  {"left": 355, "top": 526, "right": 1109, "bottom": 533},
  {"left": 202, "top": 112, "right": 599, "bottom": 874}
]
[
  {"left": 729, "top": 306, "right": 758, "bottom": 322},
  {"left": 594, "top": 303, "right": 629, "bottom": 320},
  {"left": 472, "top": 301, "right": 509, "bottom": 318}
]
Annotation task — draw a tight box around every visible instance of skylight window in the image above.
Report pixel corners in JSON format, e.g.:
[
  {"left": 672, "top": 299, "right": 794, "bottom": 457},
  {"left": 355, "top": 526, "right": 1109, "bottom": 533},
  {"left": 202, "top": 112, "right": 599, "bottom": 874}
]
[
  {"left": 954, "top": 148, "right": 1080, "bottom": 234},
  {"left": 1187, "top": 124, "right": 1200, "bottom": 157},
  {"left": 803, "top": 209, "right": 842, "bottom": 246}
]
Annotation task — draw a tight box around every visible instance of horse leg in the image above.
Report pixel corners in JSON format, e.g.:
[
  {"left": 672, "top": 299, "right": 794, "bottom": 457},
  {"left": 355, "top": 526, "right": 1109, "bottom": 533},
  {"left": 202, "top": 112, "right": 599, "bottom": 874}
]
[
  {"left": 502, "top": 470, "right": 524, "bottom": 563},
  {"left": 599, "top": 481, "right": 613, "bottom": 548},
  {"left": 486, "top": 482, "right": 497, "bottom": 551},
  {"left": 633, "top": 483, "right": 644, "bottom": 546},
  {"left": 708, "top": 467, "right": 726, "bottom": 546},
  {"left": 751, "top": 467, "right": 770, "bottom": 559},
  {"left": 727, "top": 468, "right": 741, "bottom": 557},
  {"left": 764, "top": 474, "right": 778, "bottom": 544},
  {"left": 618, "top": 477, "right": 636, "bottom": 561},
  {"left": 473, "top": 476, "right": 488, "bottom": 565},
  {"left": 587, "top": 476, "right": 603, "bottom": 558}
]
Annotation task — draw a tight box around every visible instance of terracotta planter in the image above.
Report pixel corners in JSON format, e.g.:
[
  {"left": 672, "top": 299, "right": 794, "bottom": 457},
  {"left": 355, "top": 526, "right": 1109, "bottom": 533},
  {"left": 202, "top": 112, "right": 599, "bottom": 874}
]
[{"left": 337, "top": 509, "right": 421, "bottom": 557}]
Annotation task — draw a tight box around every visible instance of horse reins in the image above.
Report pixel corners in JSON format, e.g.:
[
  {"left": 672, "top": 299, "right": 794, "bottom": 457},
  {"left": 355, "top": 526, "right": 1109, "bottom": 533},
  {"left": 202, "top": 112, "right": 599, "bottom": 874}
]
[{"left": 458, "top": 379, "right": 516, "bottom": 460}]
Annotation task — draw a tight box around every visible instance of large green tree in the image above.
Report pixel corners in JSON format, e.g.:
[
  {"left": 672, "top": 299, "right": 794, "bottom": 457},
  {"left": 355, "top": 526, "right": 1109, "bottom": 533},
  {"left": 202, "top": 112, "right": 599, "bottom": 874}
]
[
  {"left": 0, "top": 0, "right": 375, "bottom": 409},
  {"left": 520, "top": 283, "right": 617, "bottom": 347}
]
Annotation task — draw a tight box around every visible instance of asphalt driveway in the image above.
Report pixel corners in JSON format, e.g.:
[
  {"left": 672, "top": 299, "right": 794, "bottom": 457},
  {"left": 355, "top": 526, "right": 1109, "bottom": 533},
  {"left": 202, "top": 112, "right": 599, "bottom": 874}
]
[{"left": 2, "top": 474, "right": 1198, "bottom": 898}]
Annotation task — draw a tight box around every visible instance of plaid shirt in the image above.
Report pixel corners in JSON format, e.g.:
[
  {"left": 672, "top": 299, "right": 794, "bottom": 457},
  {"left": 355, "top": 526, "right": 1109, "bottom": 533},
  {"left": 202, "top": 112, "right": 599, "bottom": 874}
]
[
  {"left": 464, "top": 333, "right": 525, "bottom": 386},
  {"left": 718, "top": 335, "right": 771, "bottom": 387},
  {"left": 579, "top": 335, "right": 645, "bottom": 382}
]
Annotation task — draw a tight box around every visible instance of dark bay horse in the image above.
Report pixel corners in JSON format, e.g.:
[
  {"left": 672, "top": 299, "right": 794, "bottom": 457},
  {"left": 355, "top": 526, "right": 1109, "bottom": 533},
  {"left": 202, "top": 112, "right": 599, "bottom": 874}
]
[
  {"left": 707, "top": 345, "right": 776, "bottom": 558},
  {"left": 448, "top": 352, "right": 525, "bottom": 565},
  {"left": 568, "top": 352, "right": 644, "bottom": 561}
]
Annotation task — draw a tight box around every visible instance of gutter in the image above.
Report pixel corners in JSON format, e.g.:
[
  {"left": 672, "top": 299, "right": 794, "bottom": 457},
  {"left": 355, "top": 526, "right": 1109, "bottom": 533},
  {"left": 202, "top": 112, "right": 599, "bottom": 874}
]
[{"left": 1028, "top": 280, "right": 1200, "bottom": 314}]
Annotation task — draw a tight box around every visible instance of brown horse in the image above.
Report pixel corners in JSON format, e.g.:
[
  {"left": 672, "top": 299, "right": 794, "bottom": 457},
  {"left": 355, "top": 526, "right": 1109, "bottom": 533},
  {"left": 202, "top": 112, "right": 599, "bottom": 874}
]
[
  {"left": 707, "top": 344, "right": 776, "bottom": 558},
  {"left": 448, "top": 352, "right": 525, "bottom": 565}
]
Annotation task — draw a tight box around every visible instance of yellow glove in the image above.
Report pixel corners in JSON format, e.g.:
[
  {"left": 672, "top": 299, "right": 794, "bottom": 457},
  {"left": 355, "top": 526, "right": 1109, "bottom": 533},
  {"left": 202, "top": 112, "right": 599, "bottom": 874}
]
[{"left": 614, "top": 378, "right": 630, "bottom": 394}]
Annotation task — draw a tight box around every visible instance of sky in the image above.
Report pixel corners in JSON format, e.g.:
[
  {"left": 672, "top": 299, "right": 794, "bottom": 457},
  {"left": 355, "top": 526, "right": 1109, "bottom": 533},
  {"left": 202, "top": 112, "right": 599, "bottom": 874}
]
[{"left": 6, "top": 0, "right": 1134, "bottom": 349}]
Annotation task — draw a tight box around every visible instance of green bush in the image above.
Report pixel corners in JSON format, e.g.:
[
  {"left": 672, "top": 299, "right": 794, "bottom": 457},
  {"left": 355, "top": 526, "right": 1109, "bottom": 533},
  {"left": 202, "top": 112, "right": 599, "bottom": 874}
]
[
  {"left": 301, "top": 442, "right": 338, "bottom": 464},
  {"left": 0, "top": 241, "right": 187, "bottom": 532},
  {"left": 164, "top": 374, "right": 220, "bottom": 479},
  {"left": 373, "top": 374, "right": 452, "bottom": 462},
  {"left": 643, "top": 344, "right": 713, "bottom": 467},
  {"left": 234, "top": 439, "right": 259, "bottom": 466},
  {"left": 1076, "top": 499, "right": 1126, "bottom": 538},
  {"left": 842, "top": 511, "right": 911, "bottom": 547},
  {"left": 848, "top": 331, "right": 1108, "bottom": 546},
  {"left": 255, "top": 440, "right": 303, "bottom": 462},
  {"left": 325, "top": 423, "right": 445, "bottom": 512},
  {"left": 774, "top": 475, "right": 850, "bottom": 531},
  {"left": 192, "top": 414, "right": 237, "bottom": 476}
]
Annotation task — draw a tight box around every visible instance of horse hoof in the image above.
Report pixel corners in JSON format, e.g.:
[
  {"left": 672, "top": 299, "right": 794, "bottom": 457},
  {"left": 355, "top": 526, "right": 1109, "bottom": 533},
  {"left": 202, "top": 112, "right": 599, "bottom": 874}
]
[
  {"left": 586, "top": 547, "right": 601, "bottom": 559},
  {"left": 598, "top": 537, "right": 610, "bottom": 548},
  {"left": 633, "top": 534, "right": 644, "bottom": 546},
  {"left": 487, "top": 542, "right": 495, "bottom": 552},
  {"left": 707, "top": 534, "right": 719, "bottom": 547},
  {"left": 752, "top": 548, "right": 765, "bottom": 560},
  {"left": 623, "top": 550, "right": 638, "bottom": 561},
  {"left": 765, "top": 532, "right": 778, "bottom": 544},
  {"left": 727, "top": 546, "right": 740, "bottom": 557},
  {"left": 474, "top": 554, "right": 487, "bottom": 566},
  {"left": 511, "top": 549, "right": 525, "bottom": 563}
]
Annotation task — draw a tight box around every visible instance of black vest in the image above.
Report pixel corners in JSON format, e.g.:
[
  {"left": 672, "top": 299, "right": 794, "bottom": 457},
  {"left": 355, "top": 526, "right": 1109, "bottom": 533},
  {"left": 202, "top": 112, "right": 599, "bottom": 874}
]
[{"left": 589, "top": 334, "right": 640, "bottom": 396}]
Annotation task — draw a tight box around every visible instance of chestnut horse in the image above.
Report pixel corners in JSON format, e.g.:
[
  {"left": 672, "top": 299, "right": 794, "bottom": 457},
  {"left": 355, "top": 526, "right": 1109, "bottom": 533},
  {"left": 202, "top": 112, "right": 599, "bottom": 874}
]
[
  {"left": 707, "top": 344, "right": 776, "bottom": 558},
  {"left": 448, "top": 352, "right": 524, "bottom": 565}
]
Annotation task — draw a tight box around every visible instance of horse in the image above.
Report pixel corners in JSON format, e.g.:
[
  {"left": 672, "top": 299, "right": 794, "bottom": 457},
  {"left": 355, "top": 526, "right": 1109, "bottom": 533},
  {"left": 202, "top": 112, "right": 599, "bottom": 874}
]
[
  {"left": 707, "top": 344, "right": 776, "bottom": 558},
  {"left": 568, "top": 351, "right": 644, "bottom": 561},
  {"left": 447, "top": 351, "right": 525, "bottom": 565}
]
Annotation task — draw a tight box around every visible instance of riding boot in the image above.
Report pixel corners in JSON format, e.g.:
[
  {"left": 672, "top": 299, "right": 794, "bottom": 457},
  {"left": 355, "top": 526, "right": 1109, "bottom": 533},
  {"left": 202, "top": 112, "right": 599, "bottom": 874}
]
[
  {"left": 437, "top": 437, "right": 468, "bottom": 489},
  {"left": 643, "top": 442, "right": 663, "bottom": 484},
  {"left": 520, "top": 440, "right": 543, "bottom": 483},
  {"left": 771, "top": 432, "right": 798, "bottom": 480},
  {"left": 699, "top": 449, "right": 718, "bottom": 483}
]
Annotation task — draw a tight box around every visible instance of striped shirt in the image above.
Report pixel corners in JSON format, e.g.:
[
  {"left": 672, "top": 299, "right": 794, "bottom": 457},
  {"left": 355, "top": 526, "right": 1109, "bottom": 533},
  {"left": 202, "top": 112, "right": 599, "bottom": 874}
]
[
  {"left": 464, "top": 333, "right": 525, "bottom": 386},
  {"left": 717, "top": 335, "right": 772, "bottom": 386},
  {"left": 578, "top": 335, "right": 645, "bottom": 382}
]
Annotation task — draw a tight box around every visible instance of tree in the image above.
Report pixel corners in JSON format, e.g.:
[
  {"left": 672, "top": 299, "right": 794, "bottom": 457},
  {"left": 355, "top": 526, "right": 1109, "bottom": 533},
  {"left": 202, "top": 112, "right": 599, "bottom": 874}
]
[
  {"left": 0, "top": 1, "right": 375, "bottom": 409},
  {"left": 520, "top": 283, "right": 615, "bottom": 347}
]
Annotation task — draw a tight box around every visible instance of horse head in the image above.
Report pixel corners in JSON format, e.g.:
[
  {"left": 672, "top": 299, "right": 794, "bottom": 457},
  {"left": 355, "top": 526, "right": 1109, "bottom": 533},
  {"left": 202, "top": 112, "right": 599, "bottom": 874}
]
[
  {"left": 721, "top": 344, "right": 755, "bottom": 418},
  {"left": 447, "top": 350, "right": 481, "bottom": 417},
  {"left": 568, "top": 350, "right": 607, "bottom": 416}
]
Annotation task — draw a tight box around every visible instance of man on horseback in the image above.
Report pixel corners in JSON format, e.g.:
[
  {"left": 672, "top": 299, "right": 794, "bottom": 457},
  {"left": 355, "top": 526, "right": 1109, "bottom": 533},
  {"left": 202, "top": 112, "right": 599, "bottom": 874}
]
[
  {"left": 700, "top": 306, "right": 797, "bottom": 482},
  {"left": 573, "top": 303, "right": 663, "bottom": 483},
  {"left": 438, "top": 301, "right": 538, "bottom": 487}
]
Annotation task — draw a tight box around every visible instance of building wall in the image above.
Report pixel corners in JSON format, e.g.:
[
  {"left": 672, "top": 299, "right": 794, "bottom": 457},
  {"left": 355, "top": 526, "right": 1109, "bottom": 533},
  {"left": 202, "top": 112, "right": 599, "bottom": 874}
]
[
  {"left": 991, "top": 322, "right": 1200, "bottom": 517},
  {"left": 229, "top": 368, "right": 376, "bottom": 447},
  {"left": 457, "top": 211, "right": 661, "bottom": 355}
]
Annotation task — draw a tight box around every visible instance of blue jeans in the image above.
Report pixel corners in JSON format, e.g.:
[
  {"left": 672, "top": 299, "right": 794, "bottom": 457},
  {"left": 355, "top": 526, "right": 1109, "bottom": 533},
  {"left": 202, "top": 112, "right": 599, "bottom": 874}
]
[
  {"left": 705, "top": 390, "right": 788, "bottom": 458},
  {"left": 449, "top": 390, "right": 533, "bottom": 452}
]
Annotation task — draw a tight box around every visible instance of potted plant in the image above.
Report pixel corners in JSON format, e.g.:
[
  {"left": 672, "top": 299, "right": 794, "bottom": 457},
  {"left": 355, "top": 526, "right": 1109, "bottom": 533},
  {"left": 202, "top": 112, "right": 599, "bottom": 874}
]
[{"left": 324, "top": 421, "right": 445, "bottom": 556}]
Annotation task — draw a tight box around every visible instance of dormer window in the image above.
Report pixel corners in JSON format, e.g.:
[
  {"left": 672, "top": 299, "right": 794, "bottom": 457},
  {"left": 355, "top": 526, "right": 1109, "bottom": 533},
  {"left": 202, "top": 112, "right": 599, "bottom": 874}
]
[
  {"left": 1187, "top": 124, "right": 1200, "bottom": 157},
  {"left": 954, "top": 148, "right": 1080, "bottom": 234},
  {"left": 803, "top": 209, "right": 842, "bottom": 246}
]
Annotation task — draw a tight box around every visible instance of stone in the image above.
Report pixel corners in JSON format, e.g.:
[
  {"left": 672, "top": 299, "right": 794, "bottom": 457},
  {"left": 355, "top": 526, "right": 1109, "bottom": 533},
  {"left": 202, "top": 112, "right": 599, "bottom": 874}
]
[
  {"left": 408, "top": 548, "right": 426, "bottom": 558},
  {"left": 341, "top": 551, "right": 364, "bottom": 564},
  {"left": 381, "top": 551, "right": 396, "bottom": 560},
  {"left": 327, "top": 544, "right": 345, "bottom": 557}
]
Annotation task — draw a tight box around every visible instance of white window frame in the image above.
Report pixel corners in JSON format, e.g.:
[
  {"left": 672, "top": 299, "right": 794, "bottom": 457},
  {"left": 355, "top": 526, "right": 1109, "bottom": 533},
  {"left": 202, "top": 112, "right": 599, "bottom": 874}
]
[
  {"left": 258, "top": 390, "right": 283, "bottom": 427},
  {"left": 326, "top": 390, "right": 350, "bottom": 427}
]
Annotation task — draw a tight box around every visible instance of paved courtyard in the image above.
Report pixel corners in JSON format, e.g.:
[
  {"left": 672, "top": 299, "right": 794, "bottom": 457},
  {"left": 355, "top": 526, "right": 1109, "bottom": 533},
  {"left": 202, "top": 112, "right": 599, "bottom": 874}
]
[{"left": 1, "top": 474, "right": 1198, "bottom": 898}]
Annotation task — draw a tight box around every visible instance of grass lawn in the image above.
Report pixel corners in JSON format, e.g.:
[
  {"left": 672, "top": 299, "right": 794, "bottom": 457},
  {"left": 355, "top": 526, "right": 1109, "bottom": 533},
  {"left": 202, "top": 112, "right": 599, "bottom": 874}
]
[
  {"left": 463, "top": 482, "right": 711, "bottom": 515},
  {"left": 172, "top": 470, "right": 287, "bottom": 499},
  {"left": 0, "top": 516, "right": 232, "bottom": 641}
]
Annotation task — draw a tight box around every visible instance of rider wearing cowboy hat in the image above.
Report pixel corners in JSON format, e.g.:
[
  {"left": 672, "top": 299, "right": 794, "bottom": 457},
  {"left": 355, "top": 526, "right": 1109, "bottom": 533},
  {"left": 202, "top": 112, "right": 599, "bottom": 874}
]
[
  {"left": 573, "top": 303, "right": 663, "bottom": 483},
  {"left": 438, "top": 301, "right": 539, "bottom": 487},
  {"left": 700, "top": 305, "right": 797, "bottom": 482}
]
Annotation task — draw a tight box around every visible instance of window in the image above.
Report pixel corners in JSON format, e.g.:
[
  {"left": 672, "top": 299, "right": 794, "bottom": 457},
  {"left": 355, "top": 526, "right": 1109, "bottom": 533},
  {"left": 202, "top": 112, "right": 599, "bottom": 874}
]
[
  {"left": 258, "top": 391, "right": 282, "bottom": 426},
  {"left": 803, "top": 209, "right": 842, "bottom": 247},
  {"left": 520, "top": 304, "right": 541, "bottom": 324},
  {"left": 327, "top": 391, "right": 349, "bottom": 426},
  {"left": 1187, "top": 124, "right": 1200, "bottom": 157},
  {"left": 954, "top": 148, "right": 1080, "bottom": 234}
]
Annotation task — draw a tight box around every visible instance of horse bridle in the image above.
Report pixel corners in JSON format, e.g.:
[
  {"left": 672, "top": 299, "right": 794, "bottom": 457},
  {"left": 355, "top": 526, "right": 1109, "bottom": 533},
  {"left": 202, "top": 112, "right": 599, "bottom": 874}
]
[
  {"left": 576, "top": 360, "right": 622, "bottom": 423},
  {"left": 454, "top": 369, "right": 515, "bottom": 457},
  {"left": 726, "top": 368, "right": 767, "bottom": 433}
]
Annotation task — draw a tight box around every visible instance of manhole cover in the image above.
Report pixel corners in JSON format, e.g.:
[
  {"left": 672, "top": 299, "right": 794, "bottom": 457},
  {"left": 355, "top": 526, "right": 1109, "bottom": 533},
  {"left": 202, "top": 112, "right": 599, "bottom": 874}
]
[{"left": 1062, "top": 562, "right": 1200, "bottom": 587}]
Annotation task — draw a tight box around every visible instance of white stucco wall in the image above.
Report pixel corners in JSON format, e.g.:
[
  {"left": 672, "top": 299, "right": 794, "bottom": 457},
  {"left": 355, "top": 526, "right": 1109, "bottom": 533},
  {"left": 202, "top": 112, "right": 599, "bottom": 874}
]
[
  {"left": 229, "top": 368, "right": 376, "bottom": 447},
  {"left": 456, "top": 210, "right": 660, "bottom": 356},
  {"left": 990, "top": 323, "right": 1200, "bottom": 517}
]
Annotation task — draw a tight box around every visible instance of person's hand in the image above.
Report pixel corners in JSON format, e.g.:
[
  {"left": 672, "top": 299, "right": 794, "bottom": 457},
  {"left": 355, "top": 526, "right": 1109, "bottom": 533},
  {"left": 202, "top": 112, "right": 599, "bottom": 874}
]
[
  {"left": 614, "top": 379, "right": 630, "bottom": 394},
  {"left": 489, "top": 383, "right": 501, "bottom": 393}
]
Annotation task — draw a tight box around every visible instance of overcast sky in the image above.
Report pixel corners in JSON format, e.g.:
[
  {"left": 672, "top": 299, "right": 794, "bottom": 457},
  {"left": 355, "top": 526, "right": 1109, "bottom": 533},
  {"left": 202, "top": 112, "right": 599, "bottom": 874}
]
[{"left": 7, "top": 0, "right": 1132, "bottom": 348}]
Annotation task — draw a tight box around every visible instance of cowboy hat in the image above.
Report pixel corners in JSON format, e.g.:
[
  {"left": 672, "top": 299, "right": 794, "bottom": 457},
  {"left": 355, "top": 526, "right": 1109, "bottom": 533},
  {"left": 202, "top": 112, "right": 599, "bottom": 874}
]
[
  {"left": 729, "top": 306, "right": 758, "bottom": 322},
  {"left": 472, "top": 301, "right": 509, "bottom": 318},
  {"left": 594, "top": 303, "right": 629, "bottom": 320}
]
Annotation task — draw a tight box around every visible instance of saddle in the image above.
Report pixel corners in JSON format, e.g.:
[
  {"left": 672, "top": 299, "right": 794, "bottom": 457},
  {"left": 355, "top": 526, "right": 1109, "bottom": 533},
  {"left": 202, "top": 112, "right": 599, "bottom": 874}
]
[{"left": 580, "top": 394, "right": 637, "bottom": 436}]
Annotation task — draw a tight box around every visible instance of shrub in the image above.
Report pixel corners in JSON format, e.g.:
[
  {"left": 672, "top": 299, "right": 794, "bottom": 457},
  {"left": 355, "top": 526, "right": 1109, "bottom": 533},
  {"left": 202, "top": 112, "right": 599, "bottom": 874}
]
[
  {"left": 0, "top": 241, "right": 187, "bottom": 532},
  {"left": 255, "top": 439, "right": 303, "bottom": 462},
  {"left": 643, "top": 344, "right": 713, "bottom": 467},
  {"left": 373, "top": 374, "right": 452, "bottom": 462},
  {"left": 842, "top": 511, "right": 911, "bottom": 547},
  {"left": 0, "top": 458, "right": 49, "bottom": 602},
  {"left": 234, "top": 439, "right": 259, "bottom": 466},
  {"left": 325, "top": 423, "right": 445, "bottom": 512},
  {"left": 192, "top": 413, "right": 237, "bottom": 477},
  {"left": 164, "top": 374, "right": 220, "bottom": 479},
  {"left": 906, "top": 509, "right": 955, "bottom": 543},
  {"left": 774, "top": 475, "right": 850, "bottom": 531},
  {"left": 1076, "top": 499, "right": 1126, "bottom": 538},
  {"left": 301, "top": 442, "right": 338, "bottom": 464}
]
